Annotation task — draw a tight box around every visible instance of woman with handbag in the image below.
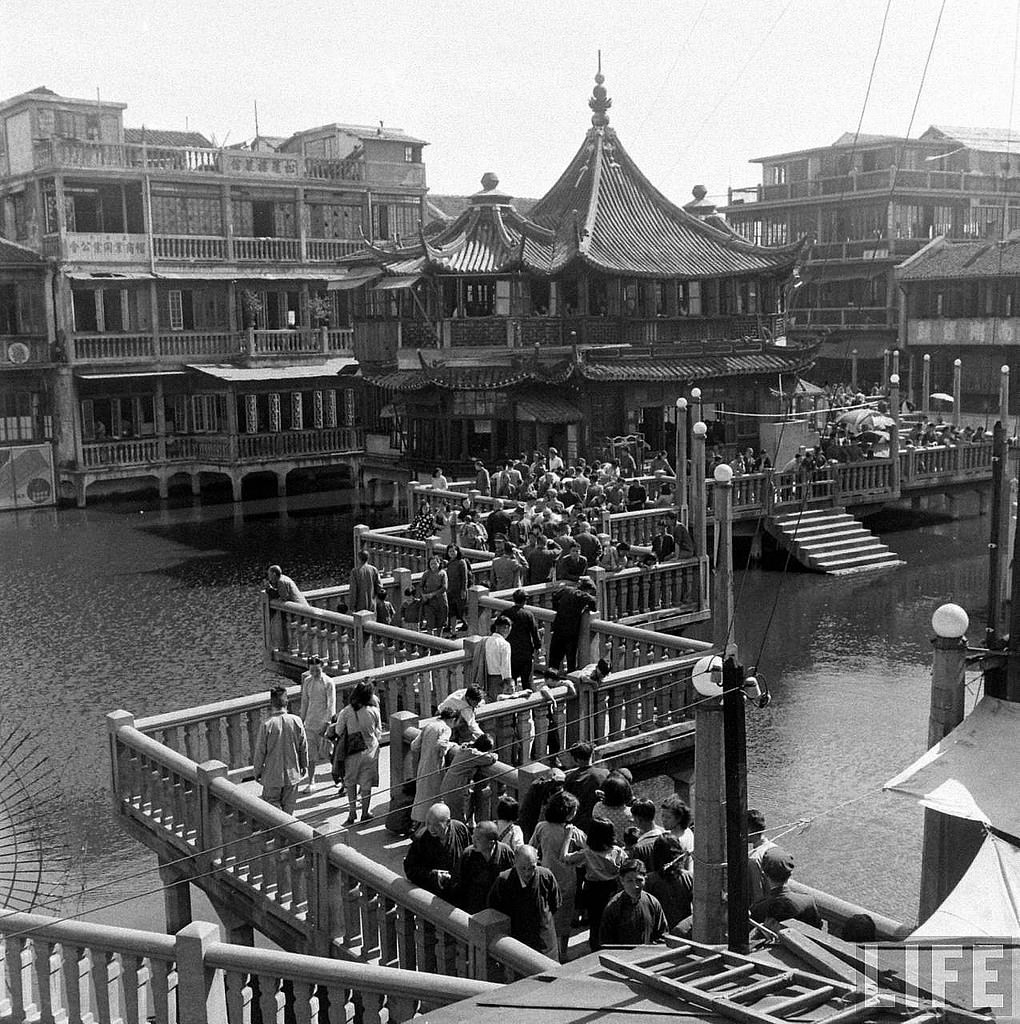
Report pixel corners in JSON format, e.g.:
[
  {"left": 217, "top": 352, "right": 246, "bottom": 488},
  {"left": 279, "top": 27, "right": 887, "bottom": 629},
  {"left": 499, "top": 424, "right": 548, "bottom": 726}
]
[
  {"left": 331, "top": 681, "right": 382, "bottom": 826},
  {"left": 299, "top": 656, "right": 336, "bottom": 791}
]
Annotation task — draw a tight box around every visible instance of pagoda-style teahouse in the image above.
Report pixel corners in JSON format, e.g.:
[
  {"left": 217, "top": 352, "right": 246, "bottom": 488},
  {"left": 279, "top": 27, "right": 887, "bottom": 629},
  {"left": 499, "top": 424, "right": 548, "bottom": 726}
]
[{"left": 348, "top": 72, "right": 818, "bottom": 467}]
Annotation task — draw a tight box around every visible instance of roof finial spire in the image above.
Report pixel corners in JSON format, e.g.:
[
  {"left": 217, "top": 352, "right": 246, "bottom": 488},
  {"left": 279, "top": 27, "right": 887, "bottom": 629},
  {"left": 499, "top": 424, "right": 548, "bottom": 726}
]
[{"left": 589, "top": 54, "right": 611, "bottom": 128}]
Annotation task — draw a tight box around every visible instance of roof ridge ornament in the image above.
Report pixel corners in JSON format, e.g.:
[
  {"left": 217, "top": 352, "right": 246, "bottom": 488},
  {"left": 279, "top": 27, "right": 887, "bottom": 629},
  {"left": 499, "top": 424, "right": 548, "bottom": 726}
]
[{"left": 589, "top": 57, "right": 611, "bottom": 128}]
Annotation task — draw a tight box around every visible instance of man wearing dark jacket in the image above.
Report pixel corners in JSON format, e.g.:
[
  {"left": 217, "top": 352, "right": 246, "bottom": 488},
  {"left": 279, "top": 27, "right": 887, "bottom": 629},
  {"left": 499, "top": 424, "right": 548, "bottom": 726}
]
[
  {"left": 564, "top": 741, "right": 609, "bottom": 835},
  {"left": 750, "top": 846, "right": 822, "bottom": 928},
  {"left": 456, "top": 820, "right": 515, "bottom": 913},
  {"left": 403, "top": 803, "right": 470, "bottom": 897},
  {"left": 549, "top": 577, "right": 598, "bottom": 673},
  {"left": 485, "top": 500, "right": 512, "bottom": 546}
]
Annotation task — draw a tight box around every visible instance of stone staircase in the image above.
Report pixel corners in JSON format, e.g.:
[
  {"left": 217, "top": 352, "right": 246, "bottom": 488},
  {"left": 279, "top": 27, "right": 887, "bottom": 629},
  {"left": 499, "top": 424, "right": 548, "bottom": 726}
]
[{"left": 766, "top": 507, "right": 905, "bottom": 574}]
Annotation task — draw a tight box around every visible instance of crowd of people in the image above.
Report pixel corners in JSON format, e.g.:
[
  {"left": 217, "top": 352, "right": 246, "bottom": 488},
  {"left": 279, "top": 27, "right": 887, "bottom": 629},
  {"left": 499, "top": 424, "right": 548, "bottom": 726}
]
[{"left": 397, "top": 742, "right": 827, "bottom": 961}]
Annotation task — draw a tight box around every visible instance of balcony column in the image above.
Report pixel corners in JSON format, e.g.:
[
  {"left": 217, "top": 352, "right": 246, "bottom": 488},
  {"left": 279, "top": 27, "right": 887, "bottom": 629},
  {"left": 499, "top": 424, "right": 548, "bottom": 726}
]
[
  {"left": 53, "top": 174, "right": 68, "bottom": 238},
  {"left": 149, "top": 279, "right": 159, "bottom": 361},
  {"left": 221, "top": 184, "right": 234, "bottom": 262},
  {"left": 296, "top": 186, "right": 307, "bottom": 262},
  {"left": 155, "top": 376, "right": 167, "bottom": 464},
  {"left": 225, "top": 385, "right": 239, "bottom": 461}
]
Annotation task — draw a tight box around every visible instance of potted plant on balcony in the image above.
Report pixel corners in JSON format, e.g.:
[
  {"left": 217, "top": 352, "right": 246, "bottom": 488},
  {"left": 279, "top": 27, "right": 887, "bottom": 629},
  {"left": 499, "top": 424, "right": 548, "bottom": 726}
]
[{"left": 240, "top": 289, "right": 263, "bottom": 354}]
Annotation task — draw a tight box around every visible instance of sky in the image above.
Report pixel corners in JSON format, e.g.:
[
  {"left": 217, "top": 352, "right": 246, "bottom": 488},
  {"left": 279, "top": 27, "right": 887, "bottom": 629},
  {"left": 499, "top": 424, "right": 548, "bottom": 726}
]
[{"left": 1, "top": 0, "right": 1015, "bottom": 205}]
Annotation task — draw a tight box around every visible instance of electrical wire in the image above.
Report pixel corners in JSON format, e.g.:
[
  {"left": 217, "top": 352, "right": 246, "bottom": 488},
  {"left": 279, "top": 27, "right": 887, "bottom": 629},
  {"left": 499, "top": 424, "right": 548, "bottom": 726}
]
[
  {"left": 1, "top": 682, "right": 756, "bottom": 943},
  {"left": 9, "top": 665, "right": 714, "bottom": 927}
]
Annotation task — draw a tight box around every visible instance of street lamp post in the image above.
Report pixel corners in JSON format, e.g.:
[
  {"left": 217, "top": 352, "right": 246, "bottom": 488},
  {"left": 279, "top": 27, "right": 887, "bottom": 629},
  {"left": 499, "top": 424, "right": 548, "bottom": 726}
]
[
  {"left": 692, "top": 421, "right": 708, "bottom": 559},
  {"left": 919, "top": 603, "right": 981, "bottom": 921},
  {"left": 675, "top": 397, "right": 688, "bottom": 520}
]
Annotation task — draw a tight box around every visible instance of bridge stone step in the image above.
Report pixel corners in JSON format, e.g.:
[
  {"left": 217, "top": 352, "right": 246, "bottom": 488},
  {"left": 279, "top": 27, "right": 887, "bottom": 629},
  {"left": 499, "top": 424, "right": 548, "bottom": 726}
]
[
  {"left": 766, "top": 505, "right": 903, "bottom": 574},
  {"left": 797, "top": 536, "right": 894, "bottom": 554}
]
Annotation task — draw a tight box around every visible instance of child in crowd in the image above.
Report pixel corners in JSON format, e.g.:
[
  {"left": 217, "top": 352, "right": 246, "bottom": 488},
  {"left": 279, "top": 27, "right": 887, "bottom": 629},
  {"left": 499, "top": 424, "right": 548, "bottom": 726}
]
[
  {"left": 374, "top": 586, "right": 395, "bottom": 625},
  {"left": 591, "top": 773, "right": 634, "bottom": 841},
  {"left": 399, "top": 585, "right": 422, "bottom": 627},
  {"left": 495, "top": 795, "right": 524, "bottom": 851},
  {"left": 564, "top": 816, "right": 625, "bottom": 952}
]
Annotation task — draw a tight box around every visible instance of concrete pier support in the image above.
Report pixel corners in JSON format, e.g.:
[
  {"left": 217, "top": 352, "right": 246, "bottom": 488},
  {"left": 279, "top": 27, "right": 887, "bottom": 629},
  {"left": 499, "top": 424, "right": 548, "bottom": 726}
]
[
  {"left": 191, "top": 473, "right": 202, "bottom": 496},
  {"left": 231, "top": 474, "right": 243, "bottom": 502},
  {"left": 158, "top": 858, "right": 193, "bottom": 933},
  {"left": 158, "top": 474, "right": 169, "bottom": 499},
  {"left": 211, "top": 898, "right": 255, "bottom": 946}
]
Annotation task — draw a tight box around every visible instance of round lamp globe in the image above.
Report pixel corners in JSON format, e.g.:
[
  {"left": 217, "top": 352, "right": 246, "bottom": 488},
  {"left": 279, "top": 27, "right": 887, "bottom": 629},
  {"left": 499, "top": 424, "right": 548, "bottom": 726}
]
[
  {"left": 692, "top": 655, "right": 724, "bottom": 697},
  {"left": 931, "top": 603, "right": 968, "bottom": 639}
]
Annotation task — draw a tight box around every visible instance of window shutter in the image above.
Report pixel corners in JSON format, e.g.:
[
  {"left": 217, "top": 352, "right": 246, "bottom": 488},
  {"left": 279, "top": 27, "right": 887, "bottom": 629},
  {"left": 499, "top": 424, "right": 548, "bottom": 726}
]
[{"left": 168, "top": 290, "right": 184, "bottom": 330}]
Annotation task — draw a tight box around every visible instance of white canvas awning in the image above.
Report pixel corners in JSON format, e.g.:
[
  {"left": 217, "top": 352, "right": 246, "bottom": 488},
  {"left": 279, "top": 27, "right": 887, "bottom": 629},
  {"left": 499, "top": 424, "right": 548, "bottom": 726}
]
[
  {"left": 186, "top": 358, "right": 356, "bottom": 382},
  {"left": 884, "top": 697, "right": 1020, "bottom": 838},
  {"left": 911, "top": 832, "right": 1020, "bottom": 938},
  {"left": 373, "top": 275, "right": 422, "bottom": 291},
  {"left": 327, "top": 267, "right": 381, "bottom": 291}
]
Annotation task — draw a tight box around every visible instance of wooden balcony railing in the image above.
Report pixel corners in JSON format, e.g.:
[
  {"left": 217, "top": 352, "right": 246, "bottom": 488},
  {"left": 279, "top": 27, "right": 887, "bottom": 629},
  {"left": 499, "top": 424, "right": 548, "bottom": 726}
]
[
  {"left": 249, "top": 327, "right": 325, "bottom": 354},
  {"left": 32, "top": 138, "right": 366, "bottom": 183},
  {"left": 108, "top": 713, "right": 556, "bottom": 981},
  {"left": 731, "top": 168, "right": 1020, "bottom": 204},
  {"left": 788, "top": 306, "right": 894, "bottom": 328},
  {"left": 70, "top": 333, "right": 154, "bottom": 361},
  {"left": 153, "top": 234, "right": 229, "bottom": 260},
  {"left": 234, "top": 237, "right": 300, "bottom": 261},
  {"left": 0, "top": 910, "right": 493, "bottom": 1024},
  {"left": 1, "top": 334, "right": 52, "bottom": 365},
  {"left": 236, "top": 426, "right": 363, "bottom": 460},
  {"left": 158, "top": 330, "right": 239, "bottom": 359},
  {"left": 82, "top": 439, "right": 160, "bottom": 468},
  {"left": 305, "top": 238, "right": 364, "bottom": 260}
]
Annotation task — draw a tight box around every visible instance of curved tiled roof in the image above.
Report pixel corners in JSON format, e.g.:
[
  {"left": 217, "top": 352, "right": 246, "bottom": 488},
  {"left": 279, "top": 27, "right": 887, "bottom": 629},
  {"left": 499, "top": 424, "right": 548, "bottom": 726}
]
[
  {"left": 350, "top": 75, "right": 804, "bottom": 282},
  {"left": 897, "top": 237, "right": 1020, "bottom": 281},
  {"left": 364, "top": 342, "right": 816, "bottom": 391},
  {"left": 528, "top": 121, "right": 805, "bottom": 279},
  {"left": 359, "top": 195, "right": 561, "bottom": 276}
]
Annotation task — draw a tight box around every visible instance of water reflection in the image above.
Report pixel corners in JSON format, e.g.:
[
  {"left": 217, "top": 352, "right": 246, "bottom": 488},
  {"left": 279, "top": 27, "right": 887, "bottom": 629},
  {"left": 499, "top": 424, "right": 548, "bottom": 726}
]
[{"left": 0, "top": 494, "right": 993, "bottom": 928}]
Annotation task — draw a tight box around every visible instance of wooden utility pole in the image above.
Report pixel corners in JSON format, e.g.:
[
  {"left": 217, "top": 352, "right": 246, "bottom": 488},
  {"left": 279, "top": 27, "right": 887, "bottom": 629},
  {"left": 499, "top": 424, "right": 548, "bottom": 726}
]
[
  {"left": 694, "top": 466, "right": 734, "bottom": 944},
  {"left": 723, "top": 656, "right": 749, "bottom": 953}
]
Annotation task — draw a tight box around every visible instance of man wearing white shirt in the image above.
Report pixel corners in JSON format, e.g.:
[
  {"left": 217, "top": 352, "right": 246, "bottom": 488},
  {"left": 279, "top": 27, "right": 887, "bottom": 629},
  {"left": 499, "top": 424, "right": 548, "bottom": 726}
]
[{"left": 483, "top": 616, "right": 514, "bottom": 700}]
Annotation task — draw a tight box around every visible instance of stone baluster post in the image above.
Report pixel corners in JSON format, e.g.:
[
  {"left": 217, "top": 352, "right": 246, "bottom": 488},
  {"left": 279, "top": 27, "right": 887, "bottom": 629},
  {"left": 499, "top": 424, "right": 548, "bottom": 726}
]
[
  {"left": 922, "top": 354, "right": 931, "bottom": 418},
  {"left": 352, "top": 610, "right": 376, "bottom": 671},
  {"left": 889, "top": 374, "right": 901, "bottom": 496},
  {"left": 389, "top": 711, "right": 419, "bottom": 790},
  {"left": 175, "top": 923, "right": 227, "bottom": 1024},
  {"left": 692, "top": 421, "right": 708, "bottom": 559},
  {"left": 675, "top": 396, "right": 688, "bottom": 518},
  {"left": 468, "top": 910, "right": 512, "bottom": 982}
]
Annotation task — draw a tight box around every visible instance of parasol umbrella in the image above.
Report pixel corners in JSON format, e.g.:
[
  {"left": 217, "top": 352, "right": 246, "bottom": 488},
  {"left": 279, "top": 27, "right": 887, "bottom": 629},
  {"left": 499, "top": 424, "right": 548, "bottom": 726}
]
[
  {"left": 859, "top": 429, "right": 890, "bottom": 445},
  {"left": 930, "top": 392, "right": 954, "bottom": 403},
  {"left": 839, "top": 408, "right": 895, "bottom": 431}
]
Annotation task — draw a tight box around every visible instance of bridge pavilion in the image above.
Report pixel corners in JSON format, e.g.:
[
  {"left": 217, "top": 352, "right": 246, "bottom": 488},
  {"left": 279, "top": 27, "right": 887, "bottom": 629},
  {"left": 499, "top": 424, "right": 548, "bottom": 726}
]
[{"left": 347, "top": 71, "right": 818, "bottom": 470}]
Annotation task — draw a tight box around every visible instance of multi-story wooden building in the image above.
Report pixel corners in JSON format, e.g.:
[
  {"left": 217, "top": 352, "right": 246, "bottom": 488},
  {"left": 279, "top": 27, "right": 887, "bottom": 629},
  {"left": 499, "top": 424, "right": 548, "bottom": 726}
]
[
  {"left": 722, "top": 126, "right": 1020, "bottom": 383},
  {"left": 896, "top": 235, "right": 1020, "bottom": 417},
  {"left": 0, "top": 85, "right": 428, "bottom": 504},
  {"left": 0, "top": 237, "right": 59, "bottom": 509},
  {"left": 346, "top": 73, "right": 817, "bottom": 470}
]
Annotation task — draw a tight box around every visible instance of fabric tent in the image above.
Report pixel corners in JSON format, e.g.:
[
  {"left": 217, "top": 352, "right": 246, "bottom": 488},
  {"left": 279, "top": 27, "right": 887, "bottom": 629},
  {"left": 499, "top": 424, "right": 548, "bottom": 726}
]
[
  {"left": 911, "top": 832, "right": 1020, "bottom": 938},
  {"left": 883, "top": 697, "right": 1020, "bottom": 839}
]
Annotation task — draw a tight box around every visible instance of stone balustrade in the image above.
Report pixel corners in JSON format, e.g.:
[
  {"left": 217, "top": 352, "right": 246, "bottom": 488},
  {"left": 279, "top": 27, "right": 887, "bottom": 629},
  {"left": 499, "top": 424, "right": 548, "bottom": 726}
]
[
  {"left": 354, "top": 525, "right": 492, "bottom": 576},
  {"left": 0, "top": 911, "right": 497, "bottom": 1024},
  {"left": 107, "top": 714, "right": 557, "bottom": 981}
]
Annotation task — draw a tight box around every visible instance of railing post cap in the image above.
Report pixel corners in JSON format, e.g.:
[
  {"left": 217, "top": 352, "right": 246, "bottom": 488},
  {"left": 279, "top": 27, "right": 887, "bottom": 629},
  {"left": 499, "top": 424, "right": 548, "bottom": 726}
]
[
  {"left": 353, "top": 609, "right": 376, "bottom": 624},
  {"left": 468, "top": 584, "right": 489, "bottom": 594},
  {"left": 196, "top": 760, "right": 230, "bottom": 782},
  {"left": 106, "top": 709, "right": 136, "bottom": 731},
  {"left": 175, "top": 920, "right": 221, "bottom": 945},
  {"left": 468, "top": 907, "right": 511, "bottom": 940},
  {"left": 390, "top": 709, "right": 420, "bottom": 728}
]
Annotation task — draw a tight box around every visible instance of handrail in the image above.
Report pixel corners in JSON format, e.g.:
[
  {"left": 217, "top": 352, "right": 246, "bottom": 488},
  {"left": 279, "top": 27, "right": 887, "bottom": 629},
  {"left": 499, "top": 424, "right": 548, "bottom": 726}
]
[
  {"left": 110, "top": 718, "right": 557, "bottom": 981},
  {"left": 0, "top": 910, "right": 497, "bottom": 1024}
]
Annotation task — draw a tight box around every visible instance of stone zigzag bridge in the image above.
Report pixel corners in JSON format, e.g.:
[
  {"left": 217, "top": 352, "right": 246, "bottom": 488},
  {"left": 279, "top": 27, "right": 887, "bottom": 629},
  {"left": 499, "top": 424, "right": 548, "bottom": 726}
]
[{"left": 34, "top": 481, "right": 911, "bottom": 1024}]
